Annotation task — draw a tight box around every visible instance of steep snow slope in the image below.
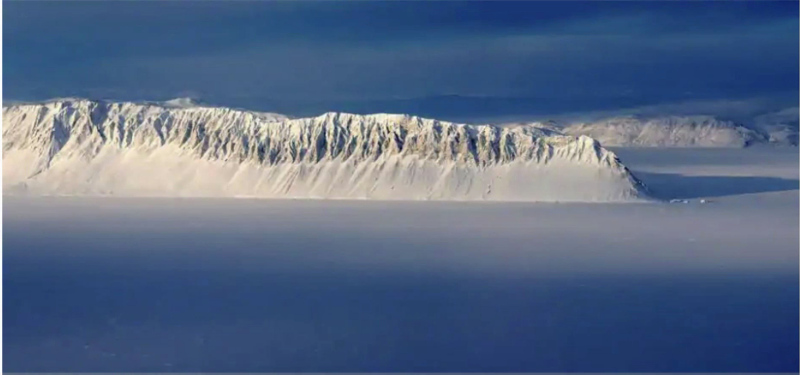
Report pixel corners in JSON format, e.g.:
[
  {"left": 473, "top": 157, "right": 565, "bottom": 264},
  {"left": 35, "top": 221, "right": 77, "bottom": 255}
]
[
  {"left": 562, "top": 116, "right": 770, "bottom": 148},
  {"left": 2, "top": 99, "right": 646, "bottom": 202}
]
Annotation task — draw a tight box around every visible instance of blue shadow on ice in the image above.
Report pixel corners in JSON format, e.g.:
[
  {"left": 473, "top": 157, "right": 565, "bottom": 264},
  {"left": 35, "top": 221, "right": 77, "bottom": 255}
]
[{"left": 633, "top": 172, "right": 799, "bottom": 200}]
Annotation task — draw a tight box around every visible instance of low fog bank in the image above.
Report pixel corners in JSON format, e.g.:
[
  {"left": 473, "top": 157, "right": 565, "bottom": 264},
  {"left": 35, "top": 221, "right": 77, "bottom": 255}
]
[{"left": 4, "top": 195, "right": 798, "bottom": 276}]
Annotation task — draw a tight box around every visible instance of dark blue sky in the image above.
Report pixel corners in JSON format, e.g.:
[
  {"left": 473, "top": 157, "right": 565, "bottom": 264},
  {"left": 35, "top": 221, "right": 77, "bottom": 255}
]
[{"left": 4, "top": 1, "right": 798, "bottom": 120}]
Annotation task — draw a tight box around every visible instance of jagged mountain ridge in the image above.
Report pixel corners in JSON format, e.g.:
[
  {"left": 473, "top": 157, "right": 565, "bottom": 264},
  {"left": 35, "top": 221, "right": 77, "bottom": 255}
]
[{"left": 2, "top": 99, "right": 646, "bottom": 202}]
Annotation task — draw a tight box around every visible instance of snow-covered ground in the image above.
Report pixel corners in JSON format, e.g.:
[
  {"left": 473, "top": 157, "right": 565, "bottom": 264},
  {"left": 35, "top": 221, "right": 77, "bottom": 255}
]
[
  {"left": 3, "top": 147, "right": 798, "bottom": 372},
  {"left": 613, "top": 146, "right": 799, "bottom": 202}
]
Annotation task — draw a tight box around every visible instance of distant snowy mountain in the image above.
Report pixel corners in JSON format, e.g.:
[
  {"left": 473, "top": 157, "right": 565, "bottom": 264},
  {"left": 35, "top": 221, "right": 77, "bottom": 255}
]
[
  {"left": 2, "top": 99, "right": 646, "bottom": 202},
  {"left": 560, "top": 116, "right": 770, "bottom": 148},
  {"left": 161, "top": 97, "right": 203, "bottom": 108},
  {"left": 751, "top": 107, "right": 799, "bottom": 146},
  {"left": 559, "top": 115, "right": 797, "bottom": 147}
]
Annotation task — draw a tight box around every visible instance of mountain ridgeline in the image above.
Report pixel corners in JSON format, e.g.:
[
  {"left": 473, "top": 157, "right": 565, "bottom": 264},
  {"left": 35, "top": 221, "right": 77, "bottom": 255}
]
[{"left": 2, "top": 99, "right": 649, "bottom": 201}]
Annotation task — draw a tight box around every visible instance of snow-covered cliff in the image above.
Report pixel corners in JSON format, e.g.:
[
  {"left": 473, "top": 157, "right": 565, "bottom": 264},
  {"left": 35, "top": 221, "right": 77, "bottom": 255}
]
[{"left": 2, "top": 99, "right": 647, "bottom": 202}]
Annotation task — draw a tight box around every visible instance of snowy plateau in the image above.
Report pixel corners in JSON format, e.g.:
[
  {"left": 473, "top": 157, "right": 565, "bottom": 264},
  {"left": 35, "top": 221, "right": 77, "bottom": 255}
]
[{"left": 2, "top": 99, "right": 647, "bottom": 202}]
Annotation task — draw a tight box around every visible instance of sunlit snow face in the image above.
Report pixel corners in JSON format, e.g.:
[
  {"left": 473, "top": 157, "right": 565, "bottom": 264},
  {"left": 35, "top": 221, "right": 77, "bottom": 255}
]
[{"left": 2, "top": 101, "right": 646, "bottom": 202}]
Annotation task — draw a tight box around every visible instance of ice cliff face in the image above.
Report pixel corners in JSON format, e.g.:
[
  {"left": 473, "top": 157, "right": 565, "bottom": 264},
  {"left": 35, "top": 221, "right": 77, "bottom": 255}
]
[
  {"left": 561, "top": 116, "right": 771, "bottom": 148},
  {"left": 2, "top": 99, "right": 647, "bottom": 202}
]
